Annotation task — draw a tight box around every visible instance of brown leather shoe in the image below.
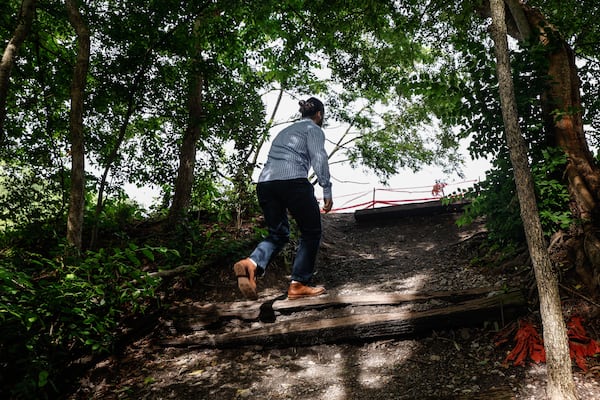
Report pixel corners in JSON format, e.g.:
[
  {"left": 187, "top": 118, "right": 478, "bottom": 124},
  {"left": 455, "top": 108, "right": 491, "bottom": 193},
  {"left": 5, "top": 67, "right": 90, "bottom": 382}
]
[
  {"left": 233, "top": 258, "right": 258, "bottom": 300},
  {"left": 287, "top": 282, "right": 326, "bottom": 300}
]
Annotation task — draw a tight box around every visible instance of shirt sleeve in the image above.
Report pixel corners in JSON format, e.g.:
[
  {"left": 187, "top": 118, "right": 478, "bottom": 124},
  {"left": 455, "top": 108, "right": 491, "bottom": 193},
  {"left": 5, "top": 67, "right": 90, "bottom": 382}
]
[{"left": 307, "top": 125, "right": 332, "bottom": 199}]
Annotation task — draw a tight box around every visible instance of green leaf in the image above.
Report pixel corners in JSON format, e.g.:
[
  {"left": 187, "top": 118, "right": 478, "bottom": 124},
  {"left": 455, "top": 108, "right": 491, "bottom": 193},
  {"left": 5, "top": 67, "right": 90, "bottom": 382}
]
[
  {"left": 141, "top": 248, "right": 155, "bottom": 261},
  {"left": 125, "top": 249, "right": 141, "bottom": 267},
  {"left": 38, "top": 370, "right": 49, "bottom": 388}
]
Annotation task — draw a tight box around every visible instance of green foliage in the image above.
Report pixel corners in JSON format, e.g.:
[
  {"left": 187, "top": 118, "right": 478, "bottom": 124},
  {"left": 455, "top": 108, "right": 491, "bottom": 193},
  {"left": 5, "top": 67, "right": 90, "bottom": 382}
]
[
  {"left": 0, "top": 244, "right": 168, "bottom": 398},
  {"left": 457, "top": 158, "right": 526, "bottom": 246},
  {"left": 190, "top": 172, "right": 230, "bottom": 220},
  {"left": 457, "top": 148, "right": 571, "bottom": 247},
  {"left": 0, "top": 163, "right": 66, "bottom": 233},
  {"left": 86, "top": 193, "right": 146, "bottom": 233},
  {"left": 165, "top": 213, "right": 258, "bottom": 265},
  {"left": 432, "top": 5, "right": 577, "bottom": 252},
  {"left": 347, "top": 102, "right": 463, "bottom": 183},
  {"left": 531, "top": 148, "right": 573, "bottom": 232},
  {"left": 3, "top": 0, "right": 489, "bottom": 220}
]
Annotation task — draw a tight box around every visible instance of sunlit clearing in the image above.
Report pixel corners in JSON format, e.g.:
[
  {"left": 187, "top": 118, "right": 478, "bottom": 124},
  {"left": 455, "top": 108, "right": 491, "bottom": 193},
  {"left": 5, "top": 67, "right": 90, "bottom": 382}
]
[
  {"left": 356, "top": 351, "right": 396, "bottom": 390},
  {"left": 257, "top": 356, "right": 344, "bottom": 399}
]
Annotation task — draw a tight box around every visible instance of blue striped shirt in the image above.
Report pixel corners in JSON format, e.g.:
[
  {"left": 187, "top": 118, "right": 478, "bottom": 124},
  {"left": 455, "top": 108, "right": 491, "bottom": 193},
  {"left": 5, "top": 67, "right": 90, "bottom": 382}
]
[{"left": 258, "top": 118, "right": 332, "bottom": 199}]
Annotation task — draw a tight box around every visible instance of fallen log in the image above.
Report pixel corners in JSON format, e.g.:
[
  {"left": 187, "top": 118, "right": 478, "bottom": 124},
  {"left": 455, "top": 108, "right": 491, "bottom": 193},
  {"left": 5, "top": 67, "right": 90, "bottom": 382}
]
[
  {"left": 164, "top": 289, "right": 526, "bottom": 348},
  {"left": 170, "top": 286, "right": 506, "bottom": 329}
]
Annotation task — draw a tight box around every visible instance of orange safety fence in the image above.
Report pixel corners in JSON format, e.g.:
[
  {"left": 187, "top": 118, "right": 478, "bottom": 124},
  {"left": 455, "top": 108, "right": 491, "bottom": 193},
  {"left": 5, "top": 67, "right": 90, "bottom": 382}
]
[{"left": 319, "top": 179, "right": 479, "bottom": 213}]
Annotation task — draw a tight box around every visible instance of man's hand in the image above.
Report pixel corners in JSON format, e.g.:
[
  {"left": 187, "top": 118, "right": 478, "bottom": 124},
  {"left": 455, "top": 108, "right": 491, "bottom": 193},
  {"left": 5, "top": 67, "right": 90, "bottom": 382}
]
[{"left": 322, "top": 198, "right": 333, "bottom": 213}]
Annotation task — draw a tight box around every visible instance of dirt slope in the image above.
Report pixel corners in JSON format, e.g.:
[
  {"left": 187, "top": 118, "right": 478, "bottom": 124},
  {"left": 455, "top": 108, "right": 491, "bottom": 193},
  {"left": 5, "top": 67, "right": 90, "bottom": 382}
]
[{"left": 69, "top": 211, "right": 600, "bottom": 400}]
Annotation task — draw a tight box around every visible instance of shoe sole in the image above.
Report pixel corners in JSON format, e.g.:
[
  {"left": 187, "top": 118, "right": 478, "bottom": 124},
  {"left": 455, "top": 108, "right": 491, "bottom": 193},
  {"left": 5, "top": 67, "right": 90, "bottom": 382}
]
[{"left": 234, "top": 263, "right": 258, "bottom": 300}]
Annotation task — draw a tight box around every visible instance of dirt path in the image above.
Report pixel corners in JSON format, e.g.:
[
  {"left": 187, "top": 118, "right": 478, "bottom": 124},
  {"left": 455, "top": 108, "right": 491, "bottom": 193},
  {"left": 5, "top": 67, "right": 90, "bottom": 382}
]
[{"left": 69, "top": 212, "right": 600, "bottom": 399}]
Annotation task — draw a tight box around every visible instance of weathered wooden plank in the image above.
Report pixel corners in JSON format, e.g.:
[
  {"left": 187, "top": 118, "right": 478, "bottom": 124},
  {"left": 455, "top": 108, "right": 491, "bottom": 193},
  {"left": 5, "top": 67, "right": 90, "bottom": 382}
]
[
  {"left": 170, "top": 287, "right": 504, "bottom": 329},
  {"left": 354, "top": 199, "right": 469, "bottom": 222},
  {"left": 168, "top": 304, "right": 215, "bottom": 332},
  {"left": 164, "top": 289, "right": 526, "bottom": 348},
  {"left": 170, "top": 296, "right": 281, "bottom": 330},
  {"left": 270, "top": 286, "right": 500, "bottom": 313},
  {"left": 421, "top": 387, "right": 515, "bottom": 400}
]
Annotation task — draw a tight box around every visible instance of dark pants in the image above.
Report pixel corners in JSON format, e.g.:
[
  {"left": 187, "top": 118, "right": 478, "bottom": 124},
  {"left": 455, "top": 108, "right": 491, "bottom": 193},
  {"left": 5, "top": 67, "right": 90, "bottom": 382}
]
[{"left": 249, "top": 179, "right": 322, "bottom": 283}]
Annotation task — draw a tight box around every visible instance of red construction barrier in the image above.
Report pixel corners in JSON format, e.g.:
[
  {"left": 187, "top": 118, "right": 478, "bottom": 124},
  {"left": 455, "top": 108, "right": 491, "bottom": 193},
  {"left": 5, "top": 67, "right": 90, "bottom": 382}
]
[{"left": 320, "top": 179, "right": 479, "bottom": 213}]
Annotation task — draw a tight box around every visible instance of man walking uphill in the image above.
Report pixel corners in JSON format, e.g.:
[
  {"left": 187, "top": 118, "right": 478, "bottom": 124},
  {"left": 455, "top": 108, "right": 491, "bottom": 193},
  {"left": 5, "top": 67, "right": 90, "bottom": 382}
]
[{"left": 233, "top": 97, "right": 333, "bottom": 300}]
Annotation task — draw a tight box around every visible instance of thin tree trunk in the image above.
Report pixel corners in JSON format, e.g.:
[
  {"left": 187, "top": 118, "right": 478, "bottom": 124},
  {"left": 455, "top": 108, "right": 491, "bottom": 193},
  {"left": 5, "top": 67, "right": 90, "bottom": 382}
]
[
  {"left": 89, "top": 98, "right": 134, "bottom": 249},
  {"left": 249, "top": 87, "right": 284, "bottom": 167},
  {"left": 65, "top": 0, "right": 90, "bottom": 250},
  {"left": 168, "top": 72, "right": 203, "bottom": 224},
  {"left": 167, "top": 19, "right": 204, "bottom": 225},
  {"left": 489, "top": 1, "right": 577, "bottom": 399},
  {"left": 0, "top": 0, "right": 37, "bottom": 142},
  {"left": 230, "top": 87, "right": 284, "bottom": 230},
  {"left": 89, "top": 60, "right": 150, "bottom": 248}
]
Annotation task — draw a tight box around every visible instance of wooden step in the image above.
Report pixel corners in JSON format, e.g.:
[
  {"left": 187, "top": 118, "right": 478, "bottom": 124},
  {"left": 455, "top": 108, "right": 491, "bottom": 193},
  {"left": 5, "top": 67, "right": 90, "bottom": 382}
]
[
  {"left": 164, "top": 288, "right": 526, "bottom": 348},
  {"left": 170, "top": 287, "right": 510, "bottom": 328}
]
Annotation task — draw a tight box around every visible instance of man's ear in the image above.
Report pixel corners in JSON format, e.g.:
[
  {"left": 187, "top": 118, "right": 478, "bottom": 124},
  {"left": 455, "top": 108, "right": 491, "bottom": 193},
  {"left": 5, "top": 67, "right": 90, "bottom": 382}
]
[{"left": 318, "top": 111, "right": 324, "bottom": 126}]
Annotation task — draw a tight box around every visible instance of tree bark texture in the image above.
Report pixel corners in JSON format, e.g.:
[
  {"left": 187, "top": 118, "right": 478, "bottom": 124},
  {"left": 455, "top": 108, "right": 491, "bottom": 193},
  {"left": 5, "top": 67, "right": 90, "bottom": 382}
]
[
  {"left": 489, "top": 1, "right": 577, "bottom": 399},
  {"left": 526, "top": 8, "right": 600, "bottom": 293},
  {"left": 65, "top": 0, "right": 90, "bottom": 250},
  {"left": 168, "top": 20, "right": 204, "bottom": 225},
  {"left": 0, "top": 0, "right": 37, "bottom": 141}
]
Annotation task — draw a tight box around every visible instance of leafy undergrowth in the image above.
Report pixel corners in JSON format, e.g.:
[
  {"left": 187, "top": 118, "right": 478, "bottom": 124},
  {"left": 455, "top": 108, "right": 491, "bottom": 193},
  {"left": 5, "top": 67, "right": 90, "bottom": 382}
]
[{"left": 0, "top": 214, "right": 261, "bottom": 399}]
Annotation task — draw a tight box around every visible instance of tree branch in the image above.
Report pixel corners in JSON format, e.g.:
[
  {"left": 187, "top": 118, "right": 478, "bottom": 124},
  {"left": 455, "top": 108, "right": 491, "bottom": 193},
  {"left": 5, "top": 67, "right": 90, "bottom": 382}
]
[
  {"left": 504, "top": 0, "right": 531, "bottom": 41},
  {"left": 0, "top": 0, "right": 37, "bottom": 142}
]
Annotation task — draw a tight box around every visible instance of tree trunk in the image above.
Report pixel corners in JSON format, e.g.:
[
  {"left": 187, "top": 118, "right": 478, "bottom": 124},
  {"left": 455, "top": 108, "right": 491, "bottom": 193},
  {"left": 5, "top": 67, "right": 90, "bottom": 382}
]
[
  {"left": 528, "top": 9, "right": 600, "bottom": 294},
  {"left": 250, "top": 87, "right": 283, "bottom": 168},
  {"left": 89, "top": 107, "right": 131, "bottom": 249},
  {"left": 489, "top": 1, "right": 577, "bottom": 399},
  {"left": 0, "top": 0, "right": 37, "bottom": 142},
  {"left": 167, "top": 20, "right": 204, "bottom": 225},
  {"left": 90, "top": 61, "right": 149, "bottom": 249},
  {"left": 65, "top": 0, "right": 90, "bottom": 251}
]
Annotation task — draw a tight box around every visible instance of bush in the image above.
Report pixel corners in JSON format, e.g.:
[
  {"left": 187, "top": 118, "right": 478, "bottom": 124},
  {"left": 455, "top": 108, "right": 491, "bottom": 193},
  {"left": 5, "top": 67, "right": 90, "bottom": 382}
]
[
  {"left": 0, "top": 244, "right": 169, "bottom": 398},
  {"left": 457, "top": 148, "right": 571, "bottom": 248}
]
